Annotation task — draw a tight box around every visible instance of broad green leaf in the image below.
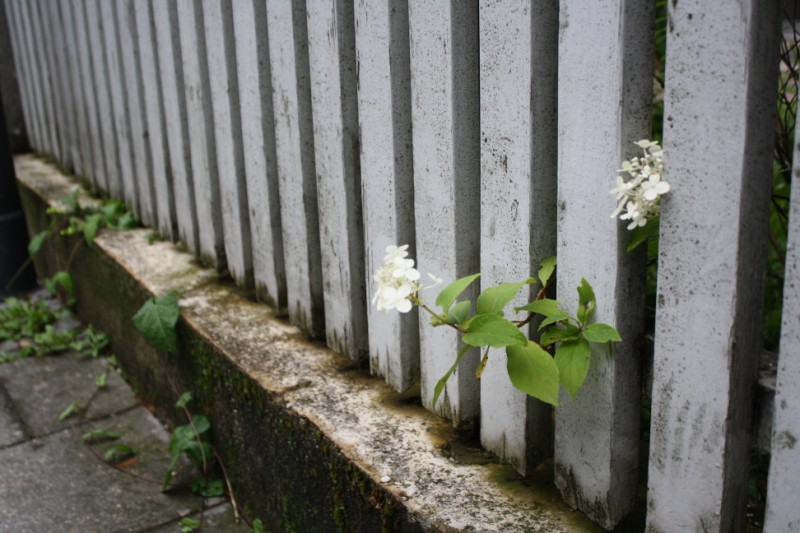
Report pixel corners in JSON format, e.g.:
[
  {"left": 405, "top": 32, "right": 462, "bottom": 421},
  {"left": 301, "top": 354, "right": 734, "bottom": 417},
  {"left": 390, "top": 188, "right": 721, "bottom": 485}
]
[
  {"left": 537, "top": 312, "right": 571, "bottom": 330},
  {"left": 445, "top": 300, "right": 471, "bottom": 325},
  {"left": 83, "top": 213, "right": 102, "bottom": 246},
  {"left": 576, "top": 278, "right": 596, "bottom": 323},
  {"left": 132, "top": 292, "right": 180, "bottom": 354},
  {"left": 627, "top": 217, "right": 659, "bottom": 252},
  {"left": 60, "top": 190, "right": 80, "bottom": 213},
  {"left": 180, "top": 517, "right": 201, "bottom": 532},
  {"left": 539, "top": 324, "right": 581, "bottom": 347},
  {"left": 515, "top": 298, "right": 563, "bottom": 317},
  {"left": 191, "top": 414, "right": 211, "bottom": 435},
  {"left": 95, "top": 372, "right": 107, "bottom": 389},
  {"left": 82, "top": 429, "right": 120, "bottom": 444},
  {"left": 46, "top": 271, "right": 74, "bottom": 299},
  {"left": 462, "top": 314, "right": 527, "bottom": 348},
  {"left": 435, "top": 273, "right": 481, "bottom": 313},
  {"left": 583, "top": 323, "right": 622, "bottom": 344},
  {"left": 432, "top": 345, "right": 470, "bottom": 408},
  {"left": 506, "top": 341, "right": 559, "bottom": 406},
  {"left": 104, "top": 444, "right": 138, "bottom": 463},
  {"left": 252, "top": 519, "right": 266, "bottom": 533},
  {"left": 28, "top": 230, "right": 49, "bottom": 257},
  {"left": 476, "top": 281, "right": 528, "bottom": 316},
  {"left": 176, "top": 391, "right": 193, "bottom": 408},
  {"left": 555, "top": 338, "right": 591, "bottom": 398},
  {"left": 58, "top": 400, "right": 80, "bottom": 421},
  {"left": 538, "top": 256, "right": 557, "bottom": 287}
]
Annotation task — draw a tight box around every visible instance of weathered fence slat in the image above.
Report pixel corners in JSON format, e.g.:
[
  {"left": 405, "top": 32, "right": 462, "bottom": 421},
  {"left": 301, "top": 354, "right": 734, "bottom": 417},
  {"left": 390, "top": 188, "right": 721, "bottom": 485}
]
[
  {"left": 478, "top": 0, "right": 558, "bottom": 474},
  {"left": 232, "top": 0, "right": 285, "bottom": 308},
  {"left": 177, "top": 0, "right": 224, "bottom": 268},
  {"left": 4, "top": 0, "right": 39, "bottom": 154},
  {"left": 408, "top": 0, "right": 481, "bottom": 423},
  {"left": 307, "top": 0, "right": 368, "bottom": 359},
  {"left": 32, "top": 0, "right": 62, "bottom": 163},
  {"left": 202, "top": 0, "right": 252, "bottom": 288},
  {"left": 265, "top": 0, "right": 324, "bottom": 338},
  {"left": 354, "top": 0, "right": 418, "bottom": 391},
  {"left": 645, "top": 2, "right": 781, "bottom": 532},
  {"left": 765, "top": 99, "right": 800, "bottom": 533},
  {"left": 117, "top": 0, "right": 155, "bottom": 227},
  {"left": 555, "top": 0, "right": 652, "bottom": 528},
  {"left": 20, "top": 0, "right": 55, "bottom": 158}
]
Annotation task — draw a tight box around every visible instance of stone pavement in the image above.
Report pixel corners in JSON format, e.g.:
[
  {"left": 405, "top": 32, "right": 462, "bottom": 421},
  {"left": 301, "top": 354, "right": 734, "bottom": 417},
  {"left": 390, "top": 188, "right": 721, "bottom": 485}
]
[{"left": 0, "top": 291, "right": 251, "bottom": 533}]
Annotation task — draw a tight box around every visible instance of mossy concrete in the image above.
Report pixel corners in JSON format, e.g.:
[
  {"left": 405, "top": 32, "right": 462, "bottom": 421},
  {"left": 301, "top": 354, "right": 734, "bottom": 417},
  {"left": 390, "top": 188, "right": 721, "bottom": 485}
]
[{"left": 16, "top": 155, "right": 600, "bottom": 532}]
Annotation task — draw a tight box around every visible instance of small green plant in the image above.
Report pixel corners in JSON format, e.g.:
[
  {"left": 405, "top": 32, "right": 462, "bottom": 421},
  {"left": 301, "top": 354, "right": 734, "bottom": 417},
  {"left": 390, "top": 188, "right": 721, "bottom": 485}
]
[
  {"left": 58, "top": 400, "right": 81, "bottom": 421},
  {"left": 180, "top": 517, "right": 201, "bottom": 532},
  {"left": 133, "top": 292, "right": 181, "bottom": 355},
  {"left": 252, "top": 518, "right": 265, "bottom": 533}
]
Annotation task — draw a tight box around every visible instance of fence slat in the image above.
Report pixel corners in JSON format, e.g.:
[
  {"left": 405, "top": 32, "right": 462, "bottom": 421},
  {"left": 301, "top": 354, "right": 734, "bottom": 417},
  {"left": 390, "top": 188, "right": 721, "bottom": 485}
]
[
  {"left": 4, "top": 0, "right": 39, "bottom": 153},
  {"left": 232, "top": 0, "right": 285, "bottom": 308},
  {"left": 306, "top": 0, "right": 367, "bottom": 359},
  {"left": 31, "top": 0, "right": 62, "bottom": 163},
  {"left": 176, "top": 0, "right": 224, "bottom": 267},
  {"left": 555, "top": 0, "right": 652, "bottom": 528},
  {"left": 354, "top": 0, "right": 418, "bottom": 391},
  {"left": 408, "top": 0, "right": 480, "bottom": 423},
  {"left": 645, "top": 2, "right": 781, "bottom": 532},
  {"left": 265, "top": 0, "right": 324, "bottom": 338},
  {"left": 765, "top": 100, "right": 800, "bottom": 533},
  {"left": 117, "top": 0, "right": 155, "bottom": 227},
  {"left": 478, "top": 0, "right": 558, "bottom": 474},
  {"left": 20, "top": 0, "right": 56, "bottom": 158},
  {"left": 202, "top": 0, "right": 252, "bottom": 287}
]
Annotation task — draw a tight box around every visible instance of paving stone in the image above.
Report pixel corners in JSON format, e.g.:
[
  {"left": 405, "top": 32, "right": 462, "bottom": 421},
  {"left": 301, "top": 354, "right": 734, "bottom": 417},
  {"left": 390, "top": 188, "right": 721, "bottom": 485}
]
[
  {"left": 0, "top": 382, "right": 26, "bottom": 448},
  {"left": 148, "top": 501, "right": 253, "bottom": 533}
]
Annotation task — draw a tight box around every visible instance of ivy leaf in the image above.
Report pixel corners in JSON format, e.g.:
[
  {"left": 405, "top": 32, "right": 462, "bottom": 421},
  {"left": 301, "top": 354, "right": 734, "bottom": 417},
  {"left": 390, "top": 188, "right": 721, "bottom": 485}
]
[
  {"left": 132, "top": 292, "right": 180, "bottom": 354},
  {"left": 462, "top": 314, "right": 527, "bottom": 348},
  {"left": 583, "top": 323, "right": 622, "bottom": 344},
  {"left": 506, "top": 341, "right": 559, "bottom": 406},
  {"left": 104, "top": 444, "right": 138, "bottom": 463},
  {"left": 476, "top": 281, "right": 529, "bottom": 316},
  {"left": 58, "top": 400, "right": 81, "bottom": 421},
  {"left": 576, "top": 278, "right": 596, "bottom": 323},
  {"left": 176, "top": 391, "right": 193, "bottom": 408},
  {"left": 432, "top": 345, "right": 470, "bottom": 408},
  {"left": 28, "top": 230, "right": 49, "bottom": 257},
  {"left": 537, "top": 256, "right": 557, "bottom": 287},
  {"left": 539, "top": 324, "right": 581, "bottom": 347},
  {"left": 627, "top": 217, "right": 659, "bottom": 252},
  {"left": 59, "top": 190, "right": 80, "bottom": 213},
  {"left": 555, "top": 338, "right": 591, "bottom": 398},
  {"left": 95, "top": 372, "right": 107, "bottom": 389},
  {"left": 445, "top": 300, "right": 471, "bottom": 325},
  {"left": 180, "top": 517, "right": 201, "bottom": 533},
  {"left": 252, "top": 519, "right": 266, "bottom": 533},
  {"left": 190, "top": 414, "right": 211, "bottom": 435},
  {"left": 83, "top": 213, "right": 102, "bottom": 246},
  {"left": 82, "top": 429, "right": 120, "bottom": 444},
  {"left": 435, "top": 273, "right": 480, "bottom": 313},
  {"left": 515, "top": 298, "right": 562, "bottom": 316},
  {"left": 45, "top": 271, "right": 74, "bottom": 300}
]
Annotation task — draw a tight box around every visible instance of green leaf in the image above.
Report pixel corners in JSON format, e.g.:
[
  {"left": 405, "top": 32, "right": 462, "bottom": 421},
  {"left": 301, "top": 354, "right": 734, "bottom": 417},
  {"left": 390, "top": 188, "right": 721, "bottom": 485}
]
[
  {"left": 82, "top": 429, "right": 120, "bottom": 444},
  {"left": 445, "top": 300, "right": 471, "bottom": 325},
  {"left": 190, "top": 414, "right": 211, "bottom": 435},
  {"left": 83, "top": 213, "right": 102, "bottom": 246},
  {"left": 59, "top": 190, "right": 80, "bottom": 213},
  {"left": 627, "top": 217, "right": 659, "bottom": 252},
  {"left": 252, "top": 519, "right": 266, "bottom": 533},
  {"left": 191, "top": 476, "right": 224, "bottom": 497},
  {"left": 515, "top": 298, "right": 563, "bottom": 316},
  {"left": 28, "top": 230, "right": 49, "bottom": 257},
  {"left": 462, "top": 314, "right": 527, "bottom": 348},
  {"left": 538, "top": 256, "right": 557, "bottom": 287},
  {"left": 576, "top": 278, "right": 596, "bottom": 323},
  {"left": 45, "top": 271, "right": 74, "bottom": 300},
  {"left": 476, "top": 281, "right": 528, "bottom": 316},
  {"left": 583, "top": 323, "right": 622, "bottom": 344},
  {"left": 176, "top": 391, "right": 193, "bottom": 408},
  {"left": 58, "top": 400, "right": 80, "bottom": 421},
  {"left": 555, "top": 338, "right": 592, "bottom": 398},
  {"left": 538, "top": 312, "right": 572, "bottom": 330},
  {"left": 435, "top": 273, "right": 481, "bottom": 313},
  {"left": 180, "top": 517, "right": 201, "bottom": 532},
  {"left": 104, "top": 444, "right": 138, "bottom": 463},
  {"left": 432, "top": 345, "right": 471, "bottom": 408},
  {"left": 132, "top": 292, "right": 180, "bottom": 354},
  {"left": 506, "top": 341, "right": 560, "bottom": 406},
  {"left": 539, "top": 324, "right": 581, "bottom": 347},
  {"left": 95, "top": 372, "right": 107, "bottom": 389}
]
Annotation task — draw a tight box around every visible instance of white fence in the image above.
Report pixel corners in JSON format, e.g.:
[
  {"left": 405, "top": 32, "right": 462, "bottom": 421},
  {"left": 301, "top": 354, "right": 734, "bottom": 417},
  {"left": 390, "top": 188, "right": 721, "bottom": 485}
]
[{"left": 5, "top": 0, "right": 797, "bottom": 531}]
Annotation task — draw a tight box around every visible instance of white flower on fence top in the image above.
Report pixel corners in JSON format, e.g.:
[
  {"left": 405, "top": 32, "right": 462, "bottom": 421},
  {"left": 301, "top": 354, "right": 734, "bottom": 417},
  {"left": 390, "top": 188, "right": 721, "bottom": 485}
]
[
  {"left": 373, "top": 245, "right": 440, "bottom": 313},
  {"left": 611, "top": 140, "right": 669, "bottom": 230}
]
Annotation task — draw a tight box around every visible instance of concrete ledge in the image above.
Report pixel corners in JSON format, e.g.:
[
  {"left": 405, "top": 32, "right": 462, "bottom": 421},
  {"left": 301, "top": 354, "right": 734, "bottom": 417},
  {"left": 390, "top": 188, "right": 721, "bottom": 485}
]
[{"left": 15, "top": 155, "right": 602, "bottom": 532}]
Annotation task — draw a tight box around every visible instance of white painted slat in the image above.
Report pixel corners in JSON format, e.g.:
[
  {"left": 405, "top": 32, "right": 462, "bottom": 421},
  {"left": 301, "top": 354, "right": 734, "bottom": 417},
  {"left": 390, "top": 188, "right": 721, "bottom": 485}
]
[
  {"left": 71, "top": 0, "right": 107, "bottom": 193},
  {"left": 232, "top": 0, "right": 286, "bottom": 308},
  {"left": 555, "top": 1, "right": 652, "bottom": 528},
  {"left": 354, "top": 0, "right": 418, "bottom": 391},
  {"left": 117, "top": 0, "right": 155, "bottom": 227},
  {"left": 202, "top": 0, "right": 252, "bottom": 287},
  {"left": 646, "top": 3, "right": 781, "bottom": 532},
  {"left": 307, "top": 0, "right": 367, "bottom": 359},
  {"left": 59, "top": 0, "right": 93, "bottom": 182},
  {"left": 4, "top": 0, "right": 40, "bottom": 153},
  {"left": 765, "top": 105, "right": 800, "bottom": 533},
  {"left": 153, "top": 0, "right": 198, "bottom": 253},
  {"left": 265, "top": 0, "right": 324, "bottom": 338},
  {"left": 30, "top": 0, "right": 61, "bottom": 162},
  {"left": 176, "top": 0, "right": 224, "bottom": 267},
  {"left": 85, "top": 0, "right": 120, "bottom": 195},
  {"left": 478, "top": 0, "right": 558, "bottom": 474},
  {"left": 17, "top": 0, "right": 50, "bottom": 156},
  {"left": 21, "top": 0, "right": 57, "bottom": 158},
  {"left": 100, "top": 0, "right": 137, "bottom": 213},
  {"left": 408, "top": 0, "right": 480, "bottom": 423}
]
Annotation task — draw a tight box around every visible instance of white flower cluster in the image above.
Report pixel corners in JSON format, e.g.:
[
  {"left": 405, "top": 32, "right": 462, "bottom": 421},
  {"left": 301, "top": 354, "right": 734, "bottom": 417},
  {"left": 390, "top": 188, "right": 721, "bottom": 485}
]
[
  {"left": 610, "top": 140, "right": 669, "bottom": 230},
  {"left": 373, "top": 245, "right": 422, "bottom": 313}
]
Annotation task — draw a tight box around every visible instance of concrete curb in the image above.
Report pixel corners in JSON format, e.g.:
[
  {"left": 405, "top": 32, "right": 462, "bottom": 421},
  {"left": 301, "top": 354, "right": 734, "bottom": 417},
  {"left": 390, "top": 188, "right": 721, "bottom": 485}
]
[{"left": 16, "top": 155, "right": 599, "bottom": 532}]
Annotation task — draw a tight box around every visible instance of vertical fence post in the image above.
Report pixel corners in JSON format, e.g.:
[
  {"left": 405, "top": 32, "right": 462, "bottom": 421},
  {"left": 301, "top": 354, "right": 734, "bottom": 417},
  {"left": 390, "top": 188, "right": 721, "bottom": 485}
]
[
  {"left": 478, "top": 0, "right": 558, "bottom": 474},
  {"left": 306, "top": 0, "right": 368, "bottom": 359},
  {"left": 645, "top": 2, "right": 781, "bottom": 531},
  {"left": 408, "top": 0, "right": 481, "bottom": 423},
  {"left": 265, "top": 0, "right": 325, "bottom": 338},
  {"left": 232, "top": 0, "right": 286, "bottom": 308},
  {"left": 354, "top": 0, "right": 418, "bottom": 391},
  {"left": 555, "top": 0, "right": 652, "bottom": 528}
]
